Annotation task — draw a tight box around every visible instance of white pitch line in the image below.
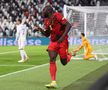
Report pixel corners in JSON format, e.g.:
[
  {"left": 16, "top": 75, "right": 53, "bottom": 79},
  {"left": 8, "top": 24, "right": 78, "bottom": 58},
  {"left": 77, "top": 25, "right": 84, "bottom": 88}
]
[
  {"left": 0, "top": 63, "right": 48, "bottom": 78},
  {"left": 0, "top": 65, "right": 35, "bottom": 67},
  {"left": 0, "top": 51, "right": 18, "bottom": 55},
  {"left": 72, "top": 57, "right": 83, "bottom": 60}
]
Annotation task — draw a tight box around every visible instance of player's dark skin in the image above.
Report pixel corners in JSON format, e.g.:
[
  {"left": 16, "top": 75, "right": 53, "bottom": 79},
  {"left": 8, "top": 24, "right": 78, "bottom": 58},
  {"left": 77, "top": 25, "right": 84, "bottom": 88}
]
[{"left": 34, "top": 6, "right": 71, "bottom": 65}]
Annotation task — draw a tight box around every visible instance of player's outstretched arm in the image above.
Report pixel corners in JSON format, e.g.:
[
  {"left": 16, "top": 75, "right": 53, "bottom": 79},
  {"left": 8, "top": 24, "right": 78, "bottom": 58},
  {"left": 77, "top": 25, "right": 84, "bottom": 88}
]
[
  {"left": 74, "top": 45, "right": 84, "bottom": 52},
  {"left": 33, "top": 26, "right": 50, "bottom": 37},
  {"left": 73, "top": 45, "right": 83, "bottom": 56},
  {"left": 58, "top": 22, "right": 71, "bottom": 43}
]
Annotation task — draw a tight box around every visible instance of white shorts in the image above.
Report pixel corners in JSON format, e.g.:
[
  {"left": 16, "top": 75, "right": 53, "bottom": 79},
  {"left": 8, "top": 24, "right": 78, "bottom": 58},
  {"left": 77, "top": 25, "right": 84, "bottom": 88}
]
[{"left": 18, "top": 38, "right": 26, "bottom": 49}]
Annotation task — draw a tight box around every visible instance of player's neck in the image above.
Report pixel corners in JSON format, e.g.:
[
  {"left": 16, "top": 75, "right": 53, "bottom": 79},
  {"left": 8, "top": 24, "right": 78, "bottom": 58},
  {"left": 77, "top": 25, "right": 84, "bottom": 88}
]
[{"left": 81, "top": 37, "right": 85, "bottom": 40}]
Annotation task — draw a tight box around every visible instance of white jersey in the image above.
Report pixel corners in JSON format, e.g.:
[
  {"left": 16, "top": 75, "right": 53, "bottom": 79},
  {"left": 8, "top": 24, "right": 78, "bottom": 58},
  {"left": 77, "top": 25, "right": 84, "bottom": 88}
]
[{"left": 16, "top": 24, "right": 27, "bottom": 41}]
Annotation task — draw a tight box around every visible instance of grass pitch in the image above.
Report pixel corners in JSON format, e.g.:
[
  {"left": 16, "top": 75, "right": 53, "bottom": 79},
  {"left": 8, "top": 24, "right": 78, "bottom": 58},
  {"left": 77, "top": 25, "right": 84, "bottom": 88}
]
[{"left": 0, "top": 46, "right": 108, "bottom": 90}]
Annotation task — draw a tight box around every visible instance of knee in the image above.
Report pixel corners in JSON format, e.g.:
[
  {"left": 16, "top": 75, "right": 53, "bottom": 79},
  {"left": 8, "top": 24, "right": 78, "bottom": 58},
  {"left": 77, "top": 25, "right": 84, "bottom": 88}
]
[
  {"left": 60, "top": 59, "right": 67, "bottom": 66},
  {"left": 50, "top": 56, "right": 56, "bottom": 60},
  {"left": 50, "top": 59, "right": 56, "bottom": 63},
  {"left": 50, "top": 56, "right": 56, "bottom": 62},
  {"left": 84, "top": 57, "right": 89, "bottom": 60}
]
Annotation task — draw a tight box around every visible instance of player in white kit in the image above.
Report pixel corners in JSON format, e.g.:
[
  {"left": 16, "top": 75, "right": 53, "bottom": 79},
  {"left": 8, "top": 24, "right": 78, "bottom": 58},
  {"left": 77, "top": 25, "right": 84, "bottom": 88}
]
[{"left": 16, "top": 18, "right": 29, "bottom": 63}]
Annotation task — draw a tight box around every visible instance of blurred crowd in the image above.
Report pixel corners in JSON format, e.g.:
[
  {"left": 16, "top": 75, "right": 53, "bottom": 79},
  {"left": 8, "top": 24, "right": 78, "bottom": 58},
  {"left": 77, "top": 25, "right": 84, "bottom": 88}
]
[{"left": 0, "top": 0, "right": 108, "bottom": 37}]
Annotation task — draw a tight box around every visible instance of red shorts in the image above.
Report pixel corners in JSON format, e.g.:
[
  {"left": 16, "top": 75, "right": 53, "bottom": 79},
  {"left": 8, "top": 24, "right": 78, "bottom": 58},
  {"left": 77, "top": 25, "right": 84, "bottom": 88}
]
[{"left": 48, "top": 39, "right": 68, "bottom": 59}]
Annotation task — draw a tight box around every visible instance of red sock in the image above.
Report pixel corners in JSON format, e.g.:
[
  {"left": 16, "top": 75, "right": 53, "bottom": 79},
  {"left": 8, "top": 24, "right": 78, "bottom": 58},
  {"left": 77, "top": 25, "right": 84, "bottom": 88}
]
[{"left": 50, "top": 61, "right": 57, "bottom": 81}]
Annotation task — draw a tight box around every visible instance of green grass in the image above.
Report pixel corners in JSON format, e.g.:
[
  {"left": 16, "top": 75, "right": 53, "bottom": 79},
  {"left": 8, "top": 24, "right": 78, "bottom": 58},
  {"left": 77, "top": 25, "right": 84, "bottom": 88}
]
[
  {"left": 0, "top": 46, "right": 49, "bottom": 75},
  {"left": 0, "top": 46, "right": 108, "bottom": 90}
]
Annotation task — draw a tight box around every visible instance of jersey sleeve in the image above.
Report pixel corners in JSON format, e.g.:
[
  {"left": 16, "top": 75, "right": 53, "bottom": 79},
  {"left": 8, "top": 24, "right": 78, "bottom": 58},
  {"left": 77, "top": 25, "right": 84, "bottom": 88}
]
[
  {"left": 23, "top": 25, "right": 27, "bottom": 36},
  {"left": 54, "top": 13, "right": 67, "bottom": 25}
]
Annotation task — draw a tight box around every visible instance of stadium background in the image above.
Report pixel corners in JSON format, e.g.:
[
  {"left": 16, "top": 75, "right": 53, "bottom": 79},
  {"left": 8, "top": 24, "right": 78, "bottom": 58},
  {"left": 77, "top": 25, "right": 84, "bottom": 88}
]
[
  {"left": 0, "top": 0, "right": 108, "bottom": 90},
  {"left": 0, "top": 0, "right": 108, "bottom": 46}
]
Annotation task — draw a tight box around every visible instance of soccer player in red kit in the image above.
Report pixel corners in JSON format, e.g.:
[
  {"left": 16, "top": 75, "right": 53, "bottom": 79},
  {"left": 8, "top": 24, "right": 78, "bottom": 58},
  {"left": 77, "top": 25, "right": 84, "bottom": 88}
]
[{"left": 34, "top": 5, "right": 72, "bottom": 88}]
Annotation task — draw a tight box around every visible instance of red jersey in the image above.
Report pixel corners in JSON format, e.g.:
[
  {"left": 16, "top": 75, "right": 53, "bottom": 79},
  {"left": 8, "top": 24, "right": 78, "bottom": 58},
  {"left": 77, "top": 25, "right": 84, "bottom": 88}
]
[{"left": 44, "top": 12, "right": 68, "bottom": 42}]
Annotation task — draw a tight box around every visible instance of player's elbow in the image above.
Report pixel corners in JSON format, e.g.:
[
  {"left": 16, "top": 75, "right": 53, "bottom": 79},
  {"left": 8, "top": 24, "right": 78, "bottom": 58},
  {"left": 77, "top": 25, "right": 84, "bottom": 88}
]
[
  {"left": 44, "top": 29, "right": 51, "bottom": 37},
  {"left": 81, "top": 45, "right": 84, "bottom": 49},
  {"left": 45, "top": 33, "right": 50, "bottom": 37}
]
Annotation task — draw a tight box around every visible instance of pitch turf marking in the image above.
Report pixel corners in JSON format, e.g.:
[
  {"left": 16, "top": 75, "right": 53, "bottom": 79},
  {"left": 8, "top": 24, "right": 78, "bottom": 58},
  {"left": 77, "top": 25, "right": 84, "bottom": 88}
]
[
  {"left": 0, "top": 51, "right": 18, "bottom": 55},
  {"left": 72, "top": 57, "right": 83, "bottom": 60},
  {"left": 0, "top": 54, "right": 82, "bottom": 78},
  {"left": 71, "top": 54, "right": 83, "bottom": 60},
  {"left": 0, "top": 63, "right": 48, "bottom": 78},
  {"left": 0, "top": 65, "right": 36, "bottom": 67}
]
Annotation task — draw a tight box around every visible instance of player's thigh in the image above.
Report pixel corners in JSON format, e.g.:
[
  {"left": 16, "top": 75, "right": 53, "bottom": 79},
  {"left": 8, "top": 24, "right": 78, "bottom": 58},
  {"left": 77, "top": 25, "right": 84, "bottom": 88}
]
[
  {"left": 84, "top": 49, "right": 92, "bottom": 58},
  {"left": 18, "top": 40, "right": 25, "bottom": 50},
  {"left": 48, "top": 41, "right": 59, "bottom": 62},
  {"left": 59, "top": 47, "right": 67, "bottom": 59},
  {"left": 48, "top": 50, "right": 58, "bottom": 62},
  {"left": 58, "top": 45, "right": 68, "bottom": 65},
  {"left": 59, "top": 40, "right": 68, "bottom": 59},
  {"left": 48, "top": 41, "right": 59, "bottom": 51}
]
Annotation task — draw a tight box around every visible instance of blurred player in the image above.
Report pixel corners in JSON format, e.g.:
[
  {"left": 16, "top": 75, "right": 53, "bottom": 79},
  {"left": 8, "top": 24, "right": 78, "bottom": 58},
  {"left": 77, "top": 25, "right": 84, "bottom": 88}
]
[
  {"left": 16, "top": 18, "right": 28, "bottom": 63},
  {"left": 74, "top": 33, "right": 97, "bottom": 60},
  {"left": 33, "top": 5, "right": 74, "bottom": 88}
]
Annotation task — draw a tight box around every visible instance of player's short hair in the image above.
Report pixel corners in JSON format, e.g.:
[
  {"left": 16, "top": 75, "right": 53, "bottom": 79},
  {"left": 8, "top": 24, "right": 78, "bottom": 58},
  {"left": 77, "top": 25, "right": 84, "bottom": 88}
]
[
  {"left": 17, "top": 18, "right": 22, "bottom": 23},
  {"left": 42, "top": 5, "right": 54, "bottom": 18},
  {"left": 81, "top": 33, "right": 85, "bottom": 37}
]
